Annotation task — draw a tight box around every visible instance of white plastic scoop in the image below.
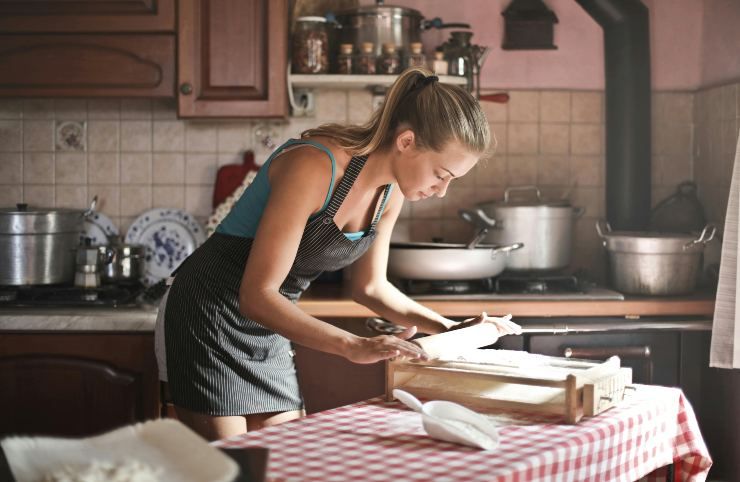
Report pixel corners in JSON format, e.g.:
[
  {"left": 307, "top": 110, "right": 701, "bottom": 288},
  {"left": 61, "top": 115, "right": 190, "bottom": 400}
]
[{"left": 393, "top": 389, "right": 499, "bottom": 450}]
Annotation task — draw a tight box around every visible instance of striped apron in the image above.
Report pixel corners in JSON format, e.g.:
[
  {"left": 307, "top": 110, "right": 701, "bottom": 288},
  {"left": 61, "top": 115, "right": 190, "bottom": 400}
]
[{"left": 164, "top": 151, "right": 392, "bottom": 415}]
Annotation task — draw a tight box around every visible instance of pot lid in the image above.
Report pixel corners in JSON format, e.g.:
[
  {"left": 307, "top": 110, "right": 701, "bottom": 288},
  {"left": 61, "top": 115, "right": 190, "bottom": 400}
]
[
  {"left": 391, "top": 241, "right": 496, "bottom": 249},
  {"left": 0, "top": 203, "right": 86, "bottom": 234},
  {"left": 335, "top": 4, "right": 423, "bottom": 18},
  {"left": 481, "top": 186, "right": 571, "bottom": 208}
]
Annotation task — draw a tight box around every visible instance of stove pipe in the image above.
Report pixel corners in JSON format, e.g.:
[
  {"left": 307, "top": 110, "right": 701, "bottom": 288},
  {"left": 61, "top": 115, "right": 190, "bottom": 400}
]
[{"left": 575, "top": 0, "right": 651, "bottom": 230}]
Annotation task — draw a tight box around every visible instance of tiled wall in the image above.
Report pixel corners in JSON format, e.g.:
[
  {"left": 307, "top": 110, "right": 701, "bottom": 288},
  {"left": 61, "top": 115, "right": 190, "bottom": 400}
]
[
  {"left": 0, "top": 89, "right": 703, "bottom": 280},
  {"left": 694, "top": 82, "right": 740, "bottom": 228}
]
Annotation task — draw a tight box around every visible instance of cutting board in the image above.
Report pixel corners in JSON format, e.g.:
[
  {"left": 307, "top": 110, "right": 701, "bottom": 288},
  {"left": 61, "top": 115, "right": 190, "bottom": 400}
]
[{"left": 213, "top": 151, "right": 258, "bottom": 209}]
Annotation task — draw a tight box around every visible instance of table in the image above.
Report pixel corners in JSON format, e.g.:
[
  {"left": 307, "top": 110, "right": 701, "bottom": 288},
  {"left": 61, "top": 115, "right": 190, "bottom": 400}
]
[{"left": 214, "top": 385, "right": 711, "bottom": 482}]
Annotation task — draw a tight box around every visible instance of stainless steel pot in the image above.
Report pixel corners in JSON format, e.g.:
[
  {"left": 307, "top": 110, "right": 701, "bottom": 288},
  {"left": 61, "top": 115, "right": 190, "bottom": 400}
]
[
  {"left": 98, "top": 242, "right": 145, "bottom": 284},
  {"left": 477, "top": 186, "right": 584, "bottom": 271},
  {"left": 334, "top": 2, "right": 469, "bottom": 58},
  {"left": 0, "top": 203, "right": 87, "bottom": 285},
  {"left": 596, "top": 221, "right": 716, "bottom": 295},
  {"left": 388, "top": 242, "right": 523, "bottom": 280}
]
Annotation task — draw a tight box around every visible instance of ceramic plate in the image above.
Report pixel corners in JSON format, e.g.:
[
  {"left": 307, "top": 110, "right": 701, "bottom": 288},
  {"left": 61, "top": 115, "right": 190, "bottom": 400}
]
[
  {"left": 82, "top": 211, "right": 119, "bottom": 245},
  {"left": 125, "top": 208, "right": 206, "bottom": 285}
]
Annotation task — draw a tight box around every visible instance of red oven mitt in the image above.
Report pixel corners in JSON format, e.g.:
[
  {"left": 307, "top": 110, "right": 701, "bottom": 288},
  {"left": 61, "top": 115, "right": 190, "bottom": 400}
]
[{"left": 212, "top": 151, "right": 258, "bottom": 209}]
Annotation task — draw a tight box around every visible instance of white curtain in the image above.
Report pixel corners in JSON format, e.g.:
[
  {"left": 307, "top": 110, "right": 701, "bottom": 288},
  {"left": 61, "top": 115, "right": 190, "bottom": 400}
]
[{"left": 711, "top": 129, "right": 740, "bottom": 369}]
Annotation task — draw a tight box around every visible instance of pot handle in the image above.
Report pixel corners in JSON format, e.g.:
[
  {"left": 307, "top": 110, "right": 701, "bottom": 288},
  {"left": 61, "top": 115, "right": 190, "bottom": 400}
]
[
  {"left": 595, "top": 220, "right": 612, "bottom": 239},
  {"left": 83, "top": 195, "right": 98, "bottom": 218},
  {"left": 490, "top": 242, "right": 524, "bottom": 258},
  {"left": 683, "top": 224, "right": 717, "bottom": 250},
  {"left": 504, "top": 186, "right": 541, "bottom": 204}
]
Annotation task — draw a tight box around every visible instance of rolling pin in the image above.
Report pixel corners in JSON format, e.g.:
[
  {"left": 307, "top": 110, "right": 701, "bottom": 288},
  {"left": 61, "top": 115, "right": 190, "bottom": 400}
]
[{"left": 413, "top": 318, "right": 509, "bottom": 359}]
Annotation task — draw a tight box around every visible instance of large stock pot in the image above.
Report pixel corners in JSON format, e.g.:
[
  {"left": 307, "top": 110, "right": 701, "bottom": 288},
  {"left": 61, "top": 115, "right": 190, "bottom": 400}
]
[
  {"left": 477, "top": 186, "right": 584, "bottom": 271},
  {"left": 0, "top": 203, "right": 87, "bottom": 285}
]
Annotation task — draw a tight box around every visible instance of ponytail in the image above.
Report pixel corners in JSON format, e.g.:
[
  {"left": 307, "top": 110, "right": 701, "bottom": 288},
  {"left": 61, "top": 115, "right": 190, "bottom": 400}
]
[{"left": 301, "top": 67, "right": 491, "bottom": 157}]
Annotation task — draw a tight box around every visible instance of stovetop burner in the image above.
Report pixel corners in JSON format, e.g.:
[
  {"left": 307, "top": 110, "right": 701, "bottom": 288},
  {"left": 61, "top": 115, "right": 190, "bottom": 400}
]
[
  {"left": 398, "top": 274, "right": 624, "bottom": 300},
  {"left": 0, "top": 283, "right": 145, "bottom": 308}
]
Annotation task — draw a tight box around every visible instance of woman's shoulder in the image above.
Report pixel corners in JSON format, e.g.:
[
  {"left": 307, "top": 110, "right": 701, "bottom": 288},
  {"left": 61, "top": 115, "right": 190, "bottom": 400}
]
[{"left": 269, "top": 136, "right": 351, "bottom": 180}]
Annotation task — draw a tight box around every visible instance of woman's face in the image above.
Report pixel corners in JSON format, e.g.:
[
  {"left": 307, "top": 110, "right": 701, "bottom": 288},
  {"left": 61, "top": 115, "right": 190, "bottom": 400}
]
[{"left": 393, "top": 131, "right": 480, "bottom": 202}]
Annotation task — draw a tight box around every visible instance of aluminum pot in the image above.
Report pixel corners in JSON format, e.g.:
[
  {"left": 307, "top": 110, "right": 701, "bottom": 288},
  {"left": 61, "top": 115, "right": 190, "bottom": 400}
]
[
  {"left": 97, "top": 242, "right": 145, "bottom": 284},
  {"left": 477, "top": 186, "right": 584, "bottom": 271},
  {"left": 0, "top": 203, "right": 87, "bottom": 285},
  {"left": 596, "top": 221, "right": 716, "bottom": 295},
  {"left": 388, "top": 242, "right": 523, "bottom": 280}
]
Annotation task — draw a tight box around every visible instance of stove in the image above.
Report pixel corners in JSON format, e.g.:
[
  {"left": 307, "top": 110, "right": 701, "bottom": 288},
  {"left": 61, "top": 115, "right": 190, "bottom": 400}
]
[
  {"left": 0, "top": 283, "right": 145, "bottom": 308},
  {"left": 398, "top": 274, "right": 624, "bottom": 301}
]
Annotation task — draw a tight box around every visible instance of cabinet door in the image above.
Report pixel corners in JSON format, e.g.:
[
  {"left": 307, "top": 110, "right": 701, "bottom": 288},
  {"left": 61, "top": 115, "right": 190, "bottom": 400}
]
[
  {"left": 0, "top": 333, "right": 159, "bottom": 437},
  {"left": 0, "top": 0, "right": 175, "bottom": 33},
  {"left": 0, "top": 35, "right": 175, "bottom": 97},
  {"left": 178, "top": 0, "right": 288, "bottom": 118}
]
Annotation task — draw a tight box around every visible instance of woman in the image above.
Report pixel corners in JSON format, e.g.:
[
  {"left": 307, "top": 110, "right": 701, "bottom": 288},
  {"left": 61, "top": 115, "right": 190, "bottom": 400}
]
[{"left": 155, "top": 67, "right": 521, "bottom": 441}]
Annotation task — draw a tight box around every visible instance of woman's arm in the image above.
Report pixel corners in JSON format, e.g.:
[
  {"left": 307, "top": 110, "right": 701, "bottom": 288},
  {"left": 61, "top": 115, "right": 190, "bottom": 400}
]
[
  {"left": 349, "top": 189, "right": 457, "bottom": 335},
  {"left": 238, "top": 148, "right": 428, "bottom": 363},
  {"left": 351, "top": 190, "right": 521, "bottom": 336}
]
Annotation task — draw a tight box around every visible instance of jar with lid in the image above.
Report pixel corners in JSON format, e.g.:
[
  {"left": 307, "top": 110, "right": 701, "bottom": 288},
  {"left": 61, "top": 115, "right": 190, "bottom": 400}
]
[
  {"left": 407, "top": 42, "right": 426, "bottom": 68},
  {"left": 430, "top": 50, "right": 448, "bottom": 75},
  {"left": 355, "top": 42, "right": 377, "bottom": 74},
  {"left": 336, "top": 43, "right": 354, "bottom": 74},
  {"left": 377, "top": 42, "right": 401, "bottom": 74},
  {"left": 292, "top": 16, "right": 329, "bottom": 74}
]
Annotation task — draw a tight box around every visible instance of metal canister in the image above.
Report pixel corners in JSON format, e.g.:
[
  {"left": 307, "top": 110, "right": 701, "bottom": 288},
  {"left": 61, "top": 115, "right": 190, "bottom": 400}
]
[{"left": 0, "top": 203, "right": 85, "bottom": 285}]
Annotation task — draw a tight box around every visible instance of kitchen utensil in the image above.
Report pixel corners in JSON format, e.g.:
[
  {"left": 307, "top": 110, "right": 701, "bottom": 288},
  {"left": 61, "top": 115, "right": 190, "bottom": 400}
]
[
  {"left": 596, "top": 221, "right": 716, "bottom": 295},
  {"left": 387, "top": 242, "right": 523, "bottom": 280},
  {"left": 74, "top": 238, "right": 105, "bottom": 289},
  {"left": 650, "top": 181, "right": 707, "bottom": 233},
  {"left": 477, "top": 186, "right": 584, "bottom": 271},
  {"left": 413, "top": 317, "right": 508, "bottom": 358},
  {"left": 0, "top": 203, "right": 88, "bottom": 285},
  {"left": 97, "top": 239, "right": 146, "bottom": 284},
  {"left": 334, "top": 2, "right": 469, "bottom": 60},
  {"left": 478, "top": 92, "right": 510, "bottom": 103},
  {"left": 213, "top": 151, "right": 258, "bottom": 209},
  {"left": 125, "top": 208, "right": 206, "bottom": 286},
  {"left": 392, "top": 389, "right": 500, "bottom": 450},
  {"left": 459, "top": 208, "right": 497, "bottom": 249}
]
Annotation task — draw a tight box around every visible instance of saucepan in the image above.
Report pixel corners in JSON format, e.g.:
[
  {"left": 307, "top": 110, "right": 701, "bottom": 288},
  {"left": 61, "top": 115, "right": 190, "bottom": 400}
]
[{"left": 387, "top": 242, "right": 524, "bottom": 280}]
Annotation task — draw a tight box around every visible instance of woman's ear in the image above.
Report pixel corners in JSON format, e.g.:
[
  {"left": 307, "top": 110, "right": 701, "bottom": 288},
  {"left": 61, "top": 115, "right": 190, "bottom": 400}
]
[{"left": 395, "top": 129, "right": 415, "bottom": 152}]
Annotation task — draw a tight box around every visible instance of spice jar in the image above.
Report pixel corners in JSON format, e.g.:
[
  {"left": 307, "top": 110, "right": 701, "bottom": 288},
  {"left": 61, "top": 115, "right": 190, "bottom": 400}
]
[
  {"left": 336, "top": 43, "right": 354, "bottom": 74},
  {"left": 408, "top": 42, "right": 426, "bottom": 68},
  {"left": 292, "top": 16, "right": 329, "bottom": 74},
  {"left": 378, "top": 43, "right": 401, "bottom": 74},
  {"left": 355, "top": 42, "right": 377, "bottom": 75},
  {"left": 431, "top": 50, "right": 449, "bottom": 75}
]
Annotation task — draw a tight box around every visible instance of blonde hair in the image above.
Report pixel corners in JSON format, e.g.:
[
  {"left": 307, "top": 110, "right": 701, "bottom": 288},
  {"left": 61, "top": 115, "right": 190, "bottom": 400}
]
[{"left": 301, "top": 67, "right": 491, "bottom": 157}]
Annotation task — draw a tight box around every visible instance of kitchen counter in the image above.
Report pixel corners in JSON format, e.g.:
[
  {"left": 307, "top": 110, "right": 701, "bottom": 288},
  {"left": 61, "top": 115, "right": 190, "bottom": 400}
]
[{"left": 0, "top": 284, "right": 715, "bottom": 332}]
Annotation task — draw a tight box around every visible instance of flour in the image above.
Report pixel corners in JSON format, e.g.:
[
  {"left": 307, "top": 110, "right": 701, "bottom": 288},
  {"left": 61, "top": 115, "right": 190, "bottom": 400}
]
[{"left": 42, "top": 459, "right": 162, "bottom": 482}]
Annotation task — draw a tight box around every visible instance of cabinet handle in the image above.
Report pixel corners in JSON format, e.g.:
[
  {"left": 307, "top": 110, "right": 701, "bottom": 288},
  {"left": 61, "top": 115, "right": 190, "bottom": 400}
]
[
  {"left": 180, "top": 83, "right": 193, "bottom": 95},
  {"left": 563, "top": 345, "right": 651, "bottom": 360}
]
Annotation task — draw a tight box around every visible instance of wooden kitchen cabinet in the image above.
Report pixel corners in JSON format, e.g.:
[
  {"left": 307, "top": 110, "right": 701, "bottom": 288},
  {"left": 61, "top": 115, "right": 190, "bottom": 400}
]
[
  {"left": 0, "top": 0, "right": 175, "bottom": 33},
  {"left": 0, "top": 332, "right": 159, "bottom": 437},
  {"left": 0, "top": 35, "right": 175, "bottom": 98},
  {"left": 177, "top": 0, "right": 288, "bottom": 118}
]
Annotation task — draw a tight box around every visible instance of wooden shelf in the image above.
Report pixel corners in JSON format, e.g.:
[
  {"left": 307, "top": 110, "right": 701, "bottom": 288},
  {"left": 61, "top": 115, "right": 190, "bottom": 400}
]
[{"left": 289, "top": 74, "right": 467, "bottom": 90}]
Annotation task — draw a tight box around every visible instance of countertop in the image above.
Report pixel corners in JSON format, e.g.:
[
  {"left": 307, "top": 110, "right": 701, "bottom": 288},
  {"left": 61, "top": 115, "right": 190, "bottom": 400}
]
[{"left": 0, "top": 284, "right": 715, "bottom": 332}]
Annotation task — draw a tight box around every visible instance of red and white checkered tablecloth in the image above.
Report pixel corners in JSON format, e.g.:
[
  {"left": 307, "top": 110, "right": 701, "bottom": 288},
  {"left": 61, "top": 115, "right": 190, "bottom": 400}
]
[{"left": 214, "top": 384, "right": 711, "bottom": 482}]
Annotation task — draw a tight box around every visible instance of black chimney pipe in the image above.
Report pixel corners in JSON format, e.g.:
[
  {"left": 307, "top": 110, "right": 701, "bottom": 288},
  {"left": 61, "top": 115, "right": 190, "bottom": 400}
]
[{"left": 575, "top": 0, "right": 651, "bottom": 230}]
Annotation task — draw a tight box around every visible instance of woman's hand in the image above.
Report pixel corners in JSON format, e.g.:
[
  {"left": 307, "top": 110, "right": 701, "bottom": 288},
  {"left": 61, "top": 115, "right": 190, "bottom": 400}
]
[
  {"left": 447, "top": 312, "right": 522, "bottom": 336},
  {"left": 345, "top": 326, "right": 430, "bottom": 364}
]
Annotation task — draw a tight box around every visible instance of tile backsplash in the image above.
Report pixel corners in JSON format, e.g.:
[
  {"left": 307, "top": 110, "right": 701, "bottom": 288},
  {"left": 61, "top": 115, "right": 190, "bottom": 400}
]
[{"left": 0, "top": 85, "right": 733, "bottom": 281}]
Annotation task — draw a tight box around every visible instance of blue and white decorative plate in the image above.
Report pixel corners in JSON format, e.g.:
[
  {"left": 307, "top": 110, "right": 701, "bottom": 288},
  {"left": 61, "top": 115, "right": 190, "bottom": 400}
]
[
  {"left": 82, "top": 211, "right": 119, "bottom": 245},
  {"left": 125, "top": 208, "right": 206, "bottom": 286}
]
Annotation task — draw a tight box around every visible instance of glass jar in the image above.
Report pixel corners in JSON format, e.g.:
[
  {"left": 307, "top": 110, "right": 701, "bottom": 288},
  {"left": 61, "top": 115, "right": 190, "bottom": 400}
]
[
  {"left": 355, "top": 42, "right": 377, "bottom": 75},
  {"left": 407, "top": 42, "right": 426, "bottom": 68},
  {"left": 377, "top": 43, "right": 401, "bottom": 75},
  {"left": 336, "top": 43, "right": 354, "bottom": 74},
  {"left": 292, "top": 16, "right": 329, "bottom": 74}
]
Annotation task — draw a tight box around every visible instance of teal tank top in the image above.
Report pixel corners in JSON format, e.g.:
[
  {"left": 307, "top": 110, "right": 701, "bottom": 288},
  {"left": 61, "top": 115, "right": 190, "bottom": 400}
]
[{"left": 217, "top": 139, "right": 391, "bottom": 241}]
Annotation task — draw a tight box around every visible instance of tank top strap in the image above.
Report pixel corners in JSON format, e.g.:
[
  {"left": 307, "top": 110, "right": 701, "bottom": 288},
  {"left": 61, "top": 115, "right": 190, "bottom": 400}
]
[
  {"left": 369, "top": 184, "right": 394, "bottom": 230},
  {"left": 323, "top": 154, "right": 368, "bottom": 217}
]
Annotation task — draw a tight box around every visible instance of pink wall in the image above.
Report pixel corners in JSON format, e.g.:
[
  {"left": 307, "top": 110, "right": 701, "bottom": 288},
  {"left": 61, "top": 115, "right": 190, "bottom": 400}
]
[
  {"left": 700, "top": 0, "right": 740, "bottom": 87},
  {"left": 359, "top": 0, "right": 715, "bottom": 90}
]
